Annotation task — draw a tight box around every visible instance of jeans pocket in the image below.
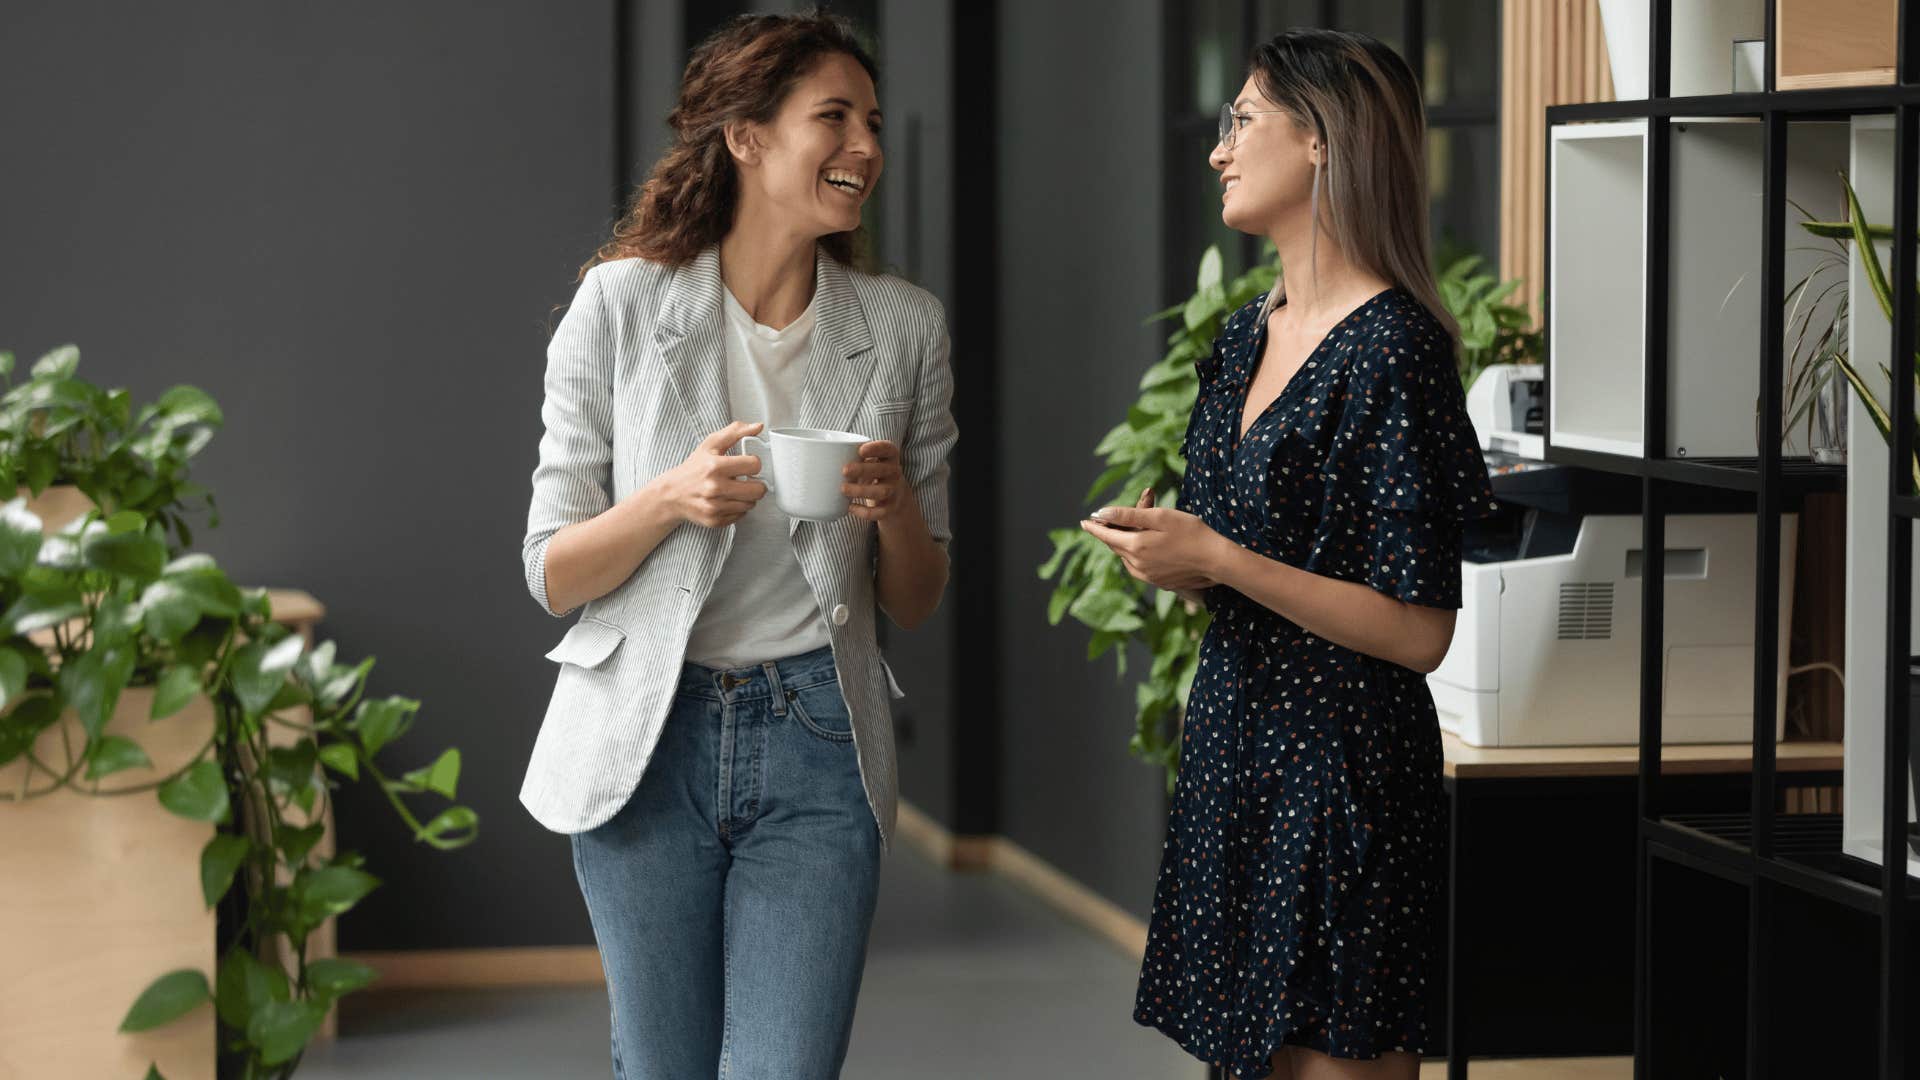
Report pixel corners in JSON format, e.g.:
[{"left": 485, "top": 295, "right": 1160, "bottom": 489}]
[{"left": 787, "top": 683, "right": 855, "bottom": 742}]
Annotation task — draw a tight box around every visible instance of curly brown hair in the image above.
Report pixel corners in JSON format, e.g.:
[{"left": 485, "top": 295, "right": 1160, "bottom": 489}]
[{"left": 580, "top": 9, "right": 878, "bottom": 278}]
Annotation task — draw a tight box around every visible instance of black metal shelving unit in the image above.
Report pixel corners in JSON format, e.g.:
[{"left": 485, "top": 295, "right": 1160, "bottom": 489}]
[{"left": 1543, "top": 2, "right": 1918, "bottom": 1076}]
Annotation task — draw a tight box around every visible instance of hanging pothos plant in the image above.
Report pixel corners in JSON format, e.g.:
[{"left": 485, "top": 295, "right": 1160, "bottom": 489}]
[{"left": 0, "top": 346, "right": 475, "bottom": 1080}]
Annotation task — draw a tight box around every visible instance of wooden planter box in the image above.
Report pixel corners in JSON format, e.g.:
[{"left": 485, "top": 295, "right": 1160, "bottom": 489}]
[
  {"left": 0, "top": 488, "right": 332, "bottom": 1078},
  {"left": 0, "top": 690, "right": 221, "bottom": 1079}
]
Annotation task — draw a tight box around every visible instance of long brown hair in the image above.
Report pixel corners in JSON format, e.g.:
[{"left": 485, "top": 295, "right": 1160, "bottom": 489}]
[
  {"left": 580, "top": 9, "right": 878, "bottom": 278},
  {"left": 1250, "top": 29, "right": 1457, "bottom": 342}
]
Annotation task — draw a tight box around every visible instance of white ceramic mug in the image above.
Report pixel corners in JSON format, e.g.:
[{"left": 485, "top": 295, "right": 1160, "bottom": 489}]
[{"left": 740, "top": 427, "right": 870, "bottom": 521}]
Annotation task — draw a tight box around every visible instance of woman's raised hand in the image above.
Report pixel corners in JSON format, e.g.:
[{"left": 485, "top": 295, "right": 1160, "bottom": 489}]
[{"left": 656, "top": 421, "right": 770, "bottom": 528}]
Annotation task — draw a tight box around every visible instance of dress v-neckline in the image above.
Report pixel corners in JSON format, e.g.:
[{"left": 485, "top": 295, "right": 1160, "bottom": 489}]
[{"left": 1233, "top": 287, "right": 1395, "bottom": 451}]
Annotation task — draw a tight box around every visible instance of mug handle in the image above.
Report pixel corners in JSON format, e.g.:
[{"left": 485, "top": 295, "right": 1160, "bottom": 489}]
[{"left": 739, "top": 435, "right": 775, "bottom": 493}]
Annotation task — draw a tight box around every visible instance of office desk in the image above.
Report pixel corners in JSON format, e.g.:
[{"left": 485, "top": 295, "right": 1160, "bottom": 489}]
[{"left": 1439, "top": 734, "right": 1843, "bottom": 1078}]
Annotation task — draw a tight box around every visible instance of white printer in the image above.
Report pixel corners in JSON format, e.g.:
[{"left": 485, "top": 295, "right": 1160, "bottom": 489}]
[{"left": 1428, "top": 364, "right": 1794, "bottom": 747}]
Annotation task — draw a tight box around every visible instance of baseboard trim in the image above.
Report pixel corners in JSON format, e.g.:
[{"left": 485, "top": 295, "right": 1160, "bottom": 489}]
[
  {"left": 894, "top": 800, "right": 1148, "bottom": 960},
  {"left": 346, "top": 804, "right": 1147, "bottom": 991},
  {"left": 344, "top": 945, "right": 605, "bottom": 989}
]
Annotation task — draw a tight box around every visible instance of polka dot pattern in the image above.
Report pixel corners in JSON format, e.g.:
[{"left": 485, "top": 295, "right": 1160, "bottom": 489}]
[{"left": 1133, "top": 288, "right": 1498, "bottom": 1076}]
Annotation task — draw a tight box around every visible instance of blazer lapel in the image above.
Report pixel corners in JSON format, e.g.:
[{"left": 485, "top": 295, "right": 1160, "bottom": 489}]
[
  {"left": 652, "top": 247, "right": 730, "bottom": 439},
  {"left": 794, "top": 249, "right": 878, "bottom": 439}
]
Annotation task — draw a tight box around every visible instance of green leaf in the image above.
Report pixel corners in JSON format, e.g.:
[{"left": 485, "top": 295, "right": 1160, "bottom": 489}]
[
  {"left": 318, "top": 741, "right": 359, "bottom": 781},
  {"left": 199, "top": 833, "right": 250, "bottom": 907},
  {"left": 81, "top": 527, "right": 166, "bottom": 579},
  {"left": 230, "top": 635, "right": 305, "bottom": 719},
  {"left": 305, "top": 957, "right": 380, "bottom": 1001},
  {"left": 152, "top": 664, "right": 202, "bottom": 720},
  {"left": 277, "top": 822, "right": 327, "bottom": 865},
  {"left": 0, "top": 695, "right": 60, "bottom": 767},
  {"left": 163, "top": 563, "right": 241, "bottom": 616},
  {"left": 216, "top": 945, "right": 289, "bottom": 1031},
  {"left": 144, "top": 1067, "right": 165, "bottom": 1080},
  {"left": 155, "top": 385, "right": 224, "bottom": 427},
  {"left": 298, "top": 865, "right": 379, "bottom": 920},
  {"left": 1046, "top": 581, "right": 1079, "bottom": 625},
  {"left": 158, "top": 760, "right": 229, "bottom": 823},
  {"left": 265, "top": 741, "right": 318, "bottom": 796},
  {"left": 104, "top": 509, "right": 145, "bottom": 534},
  {"left": 2, "top": 582, "right": 83, "bottom": 635},
  {"left": 31, "top": 344, "right": 79, "bottom": 380},
  {"left": 353, "top": 696, "right": 417, "bottom": 757},
  {"left": 1195, "top": 244, "right": 1224, "bottom": 295},
  {"left": 21, "top": 445, "right": 56, "bottom": 496},
  {"left": 249, "top": 1000, "right": 324, "bottom": 1066},
  {"left": 0, "top": 648, "right": 28, "bottom": 710},
  {"left": 0, "top": 498, "right": 44, "bottom": 578},
  {"left": 119, "top": 969, "right": 209, "bottom": 1032},
  {"left": 419, "top": 805, "right": 479, "bottom": 847},
  {"left": 60, "top": 642, "right": 135, "bottom": 740},
  {"left": 86, "top": 734, "right": 152, "bottom": 779},
  {"left": 403, "top": 748, "right": 462, "bottom": 799},
  {"left": 138, "top": 580, "right": 203, "bottom": 641}
]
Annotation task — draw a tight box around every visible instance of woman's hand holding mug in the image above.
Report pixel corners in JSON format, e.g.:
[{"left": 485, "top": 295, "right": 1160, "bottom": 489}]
[
  {"left": 657, "top": 420, "right": 770, "bottom": 528},
  {"left": 843, "top": 440, "right": 909, "bottom": 524}
]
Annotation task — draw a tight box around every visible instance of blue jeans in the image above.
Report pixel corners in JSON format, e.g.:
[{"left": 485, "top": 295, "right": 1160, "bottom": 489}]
[{"left": 569, "top": 645, "right": 882, "bottom": 1080}]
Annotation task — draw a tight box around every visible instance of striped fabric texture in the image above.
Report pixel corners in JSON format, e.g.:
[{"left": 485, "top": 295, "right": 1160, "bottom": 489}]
[{"left": 519, "top": 246, "right": 957, "bottom": 849}]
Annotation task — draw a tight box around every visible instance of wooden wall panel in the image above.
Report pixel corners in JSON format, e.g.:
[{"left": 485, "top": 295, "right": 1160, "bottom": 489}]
[{"left": 1500, "top": 0, "right": 1616, "bottom": 317}]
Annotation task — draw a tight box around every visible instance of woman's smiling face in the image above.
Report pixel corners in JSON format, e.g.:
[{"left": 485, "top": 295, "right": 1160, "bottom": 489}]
[
  {"left": 1211, "top": 74, "right": 1319, "bottom": 236},
  {"left": 736, "top": 52, "right": 884, "bottom": 239}
]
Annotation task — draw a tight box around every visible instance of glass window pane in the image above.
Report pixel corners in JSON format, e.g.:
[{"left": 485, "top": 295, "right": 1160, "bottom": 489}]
[
  {"left": 1256, "top": 2, "right": 1326, "bottom": 42},
  {"left": 1188, "top": 0, "right": 1245, "bottom": 114},
  {"left": 1333, "top": 0, "right": 1404, "bottom": 56},
  {"left": 1427, "top": 124, "right": 1501, "bottom": 271},
  {"left": 1174, "top": 118, "right": 1245, "bottom": 281},
  {"left": 1423, "top": 0, "right": 1498, "bottom": 107}
]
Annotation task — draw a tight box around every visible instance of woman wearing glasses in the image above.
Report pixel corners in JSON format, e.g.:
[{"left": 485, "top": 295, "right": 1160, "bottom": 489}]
[
  {"left": 1083, "top": 29, "right": 1495, "bottom": 1080},
  {"left": 518, "top": 10, "right": 955, "bottom": 1078}
]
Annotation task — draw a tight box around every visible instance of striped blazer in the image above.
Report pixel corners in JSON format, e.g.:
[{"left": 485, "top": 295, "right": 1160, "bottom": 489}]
[{"left": 518, "top": 246, "right": 956, "bottom": 849}]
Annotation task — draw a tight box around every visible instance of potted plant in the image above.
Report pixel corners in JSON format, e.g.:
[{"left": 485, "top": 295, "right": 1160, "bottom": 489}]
[
  {"left": 0, "top": 346, "right": 475, "bottom": 1079},
  {"left": 1791, "top": 174, "right": 1920, "bottom": 482},
  {"left": 1038, "top": 247, "right": 1538, "bottom": 787}
]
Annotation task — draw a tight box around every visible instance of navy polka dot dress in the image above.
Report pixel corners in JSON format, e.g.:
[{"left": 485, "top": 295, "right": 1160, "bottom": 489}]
[{"left": 1133, "top": 287, "right": 1498, "bottom": 1076}]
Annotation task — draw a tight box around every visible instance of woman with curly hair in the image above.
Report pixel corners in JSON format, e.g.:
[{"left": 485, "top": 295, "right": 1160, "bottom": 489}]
[{"left": 516, "top": 10, "right": 956, "bottom": 1077}]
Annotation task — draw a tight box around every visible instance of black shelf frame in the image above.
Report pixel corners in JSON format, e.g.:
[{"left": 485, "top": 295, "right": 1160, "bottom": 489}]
[{"left": 1540, "top": 2, "right": 1918, "bottom": 1077}]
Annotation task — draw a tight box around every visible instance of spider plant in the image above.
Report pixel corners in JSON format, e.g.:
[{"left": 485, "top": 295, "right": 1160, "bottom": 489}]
[{"left": 1793, "top": 173, "right": 1920, "bottom": 488}]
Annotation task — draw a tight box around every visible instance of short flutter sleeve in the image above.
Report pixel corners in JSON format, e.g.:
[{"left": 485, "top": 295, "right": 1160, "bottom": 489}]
[{"left": 1311, "top": 308, "right": 1497, "bottom": 609}]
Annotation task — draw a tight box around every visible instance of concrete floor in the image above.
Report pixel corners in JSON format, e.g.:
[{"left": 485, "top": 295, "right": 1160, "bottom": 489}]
[
  {"left": 300, "top": 842, "right": 1208, "bottom": 1079},
  {"left": 298, "top": 841, "right": 1631, "bottom": 1078}
]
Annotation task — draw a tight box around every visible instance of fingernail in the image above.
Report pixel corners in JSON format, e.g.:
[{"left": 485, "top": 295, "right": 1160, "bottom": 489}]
[{"left": 1090, "top": 508, "right": 1110, "bottom": 520}]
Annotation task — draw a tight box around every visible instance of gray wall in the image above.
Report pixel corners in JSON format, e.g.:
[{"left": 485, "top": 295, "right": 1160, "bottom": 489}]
[
  {"left": 993, "top": 0, "right": 1175, "bottom": 912},
  {"left": 2, "top": 0, "right": 1173, "bottom": 949},
  {"left": 1, "top": 1, "right": 616, "bottom": 950},
  {"left": 870, "top": 0, "right": 960, "bottom": 831}
]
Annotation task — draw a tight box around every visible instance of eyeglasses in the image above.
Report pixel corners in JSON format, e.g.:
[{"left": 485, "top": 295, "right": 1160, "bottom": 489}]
[{"left": 1218, "top": 103, "right": 1289, "bottom": 150}]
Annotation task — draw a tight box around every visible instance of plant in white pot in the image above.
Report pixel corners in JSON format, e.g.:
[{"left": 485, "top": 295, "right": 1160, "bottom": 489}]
[{"left": 0, "top": 346, "right": 475, "bottom": 1079}]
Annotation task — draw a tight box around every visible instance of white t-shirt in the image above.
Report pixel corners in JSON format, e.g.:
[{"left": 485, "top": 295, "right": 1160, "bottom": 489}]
[{"left": 682, "top": 286, "right": 832, "bottom": 670}]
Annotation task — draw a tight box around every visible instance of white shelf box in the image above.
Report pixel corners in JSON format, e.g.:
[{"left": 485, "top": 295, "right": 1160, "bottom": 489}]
[
  {"left": 1599, "top": 0, "right": 1766, "bottom": 100},
  {"left": 1548, "top": 118, "right": 1850, "bottom": 460},
  {"left": 1551, "top": 121, "right": 1647, "bottom": 457},
  {"left": 1843, "top": 114, "right": 1920, "bottom": 880}
]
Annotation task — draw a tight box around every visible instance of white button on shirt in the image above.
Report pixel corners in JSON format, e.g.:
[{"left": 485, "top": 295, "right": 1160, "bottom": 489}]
[{"left": 831, "top": 603, "right": 850, "bottom": 626}]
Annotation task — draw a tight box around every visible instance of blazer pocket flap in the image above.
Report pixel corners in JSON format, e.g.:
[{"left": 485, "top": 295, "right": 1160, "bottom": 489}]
[
  {"left": 880, "top": 657, "right": 907, "bottom": 700},
  {"left": 869, "top": 398, "right": 914, "bottom": 416},
  {"left": 544, "top": 618, "right": 626, "bottom": 669}
]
